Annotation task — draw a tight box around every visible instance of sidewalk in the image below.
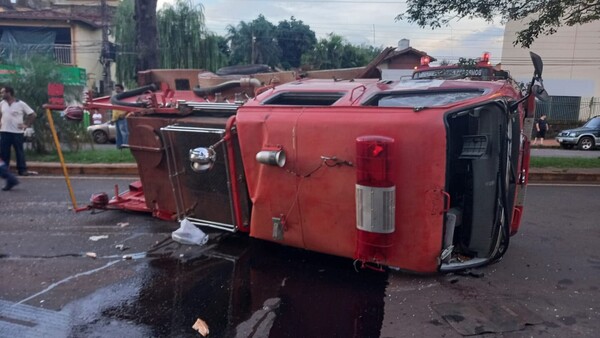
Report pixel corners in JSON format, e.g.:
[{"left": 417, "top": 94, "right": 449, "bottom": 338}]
[
  {"left": 530, "top": 138, "right": 560, "bottom": 148},
  {"left": 16, "top": 160, "right": 600, "bottom": 184}
]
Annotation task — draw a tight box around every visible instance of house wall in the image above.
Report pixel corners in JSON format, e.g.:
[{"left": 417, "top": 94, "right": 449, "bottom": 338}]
[
  {"left": 72, "top": 24, "right": 107, "bottom": 89},
  {"left": 0, "top": 18, "right": 113, "bottom": 90},
  {"left": 386, "top": 54, "right": 421, "bottom": 70},
  {"left": 501, "top": 19, "right": 600, "bottom": 98}
]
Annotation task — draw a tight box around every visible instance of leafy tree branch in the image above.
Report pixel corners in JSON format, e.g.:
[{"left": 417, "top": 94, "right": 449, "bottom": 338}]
[{"left": 397, "top": 0, "right": 600, "bottom": 47}]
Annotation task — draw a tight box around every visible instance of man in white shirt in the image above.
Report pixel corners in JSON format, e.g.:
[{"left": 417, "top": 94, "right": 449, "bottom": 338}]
[
  {"left": 0, "top": 86, "right": 36, "bottom": 176},
  {"left": 92, "top": 110, "right": 103, "bottom": 125}
]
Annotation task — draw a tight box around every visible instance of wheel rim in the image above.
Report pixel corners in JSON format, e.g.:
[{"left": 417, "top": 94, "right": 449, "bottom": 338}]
[
  {"left": 94, "top": 131, "right": 108, "bottom": 144},
  {"left": 580, "top": 138, "right": 593, "bottom": 150}
]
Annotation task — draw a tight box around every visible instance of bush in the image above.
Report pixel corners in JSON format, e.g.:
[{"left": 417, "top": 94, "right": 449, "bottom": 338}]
[{"left": 2, "top": 56, "right": 88, "bottom": 153}]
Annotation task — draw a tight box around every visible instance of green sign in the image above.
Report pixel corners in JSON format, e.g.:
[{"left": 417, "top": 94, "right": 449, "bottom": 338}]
[
  {"left": 0, "top": 64, "right": 20, "bottom": 81},
  {"left": 60, "top": 66, "right": 86, "bottom": 86}
]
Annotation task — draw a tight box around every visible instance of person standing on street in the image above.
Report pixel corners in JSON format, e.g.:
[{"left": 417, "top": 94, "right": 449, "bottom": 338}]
[
  {"left": 111, "top": 84, "right": 129, "bottom": 149},
  {"left": 533, "top": 114, "right": 550, "bottom": 146},
  {"left": 92, "top": 109, "right": 103, "bottom": 125},
  {"left": 0, "top": 86, "right": 36, "bottom": 176}
]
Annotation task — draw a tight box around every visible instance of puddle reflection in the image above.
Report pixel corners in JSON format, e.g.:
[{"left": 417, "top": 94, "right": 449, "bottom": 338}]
[{"left": 96, "top": 236, "right": 388, "bottom": 337}]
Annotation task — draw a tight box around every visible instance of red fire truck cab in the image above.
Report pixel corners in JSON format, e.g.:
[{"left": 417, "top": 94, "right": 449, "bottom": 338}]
[{"left": 72, "top": 52, "right": 547, "bottom": 273}]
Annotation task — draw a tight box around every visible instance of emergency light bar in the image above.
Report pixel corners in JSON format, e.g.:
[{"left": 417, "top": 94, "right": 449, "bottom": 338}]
[{"left": 481, "top": 52, "right": 491, "bottom": 65}]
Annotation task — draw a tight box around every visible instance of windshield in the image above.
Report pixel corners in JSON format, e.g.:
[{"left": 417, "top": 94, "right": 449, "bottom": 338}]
[
  {"left": 372, "top": 91, "right": 484, "bottom": 108},
  {"left": 583, "top": 118, "right": 600, "bottom": 128}
]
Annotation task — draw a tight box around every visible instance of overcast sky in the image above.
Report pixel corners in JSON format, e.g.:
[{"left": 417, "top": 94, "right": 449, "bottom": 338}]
[{"left": 157, "top": 0, "right": 505, "bottom": 63}]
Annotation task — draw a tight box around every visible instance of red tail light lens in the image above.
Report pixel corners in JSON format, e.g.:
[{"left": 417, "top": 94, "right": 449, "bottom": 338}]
[{"left": 356, "top": 136, "right": 394, "bottom": 187}]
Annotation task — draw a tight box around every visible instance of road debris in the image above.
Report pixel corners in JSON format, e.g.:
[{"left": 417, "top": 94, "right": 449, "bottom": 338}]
[
  {"left": 117, "top": 222, "right": 129, "bottom": 228},
  {"left": 192, "top": 318, "right": 209, "bottom": 336},
  {"left": 85, "top": 252, "right": 97, "bottom": 259},
  {"left": 172, "top": 218, "right": 209, "bottom": 246},
  {"left": 122, "top": 255, "right": 132, "bottom": 260},
  {"left": 115, "top": 244, "right": 129, "bottom": 251},
  {"left": 89, "top": 235, "right": 109, "bottom": 241}
]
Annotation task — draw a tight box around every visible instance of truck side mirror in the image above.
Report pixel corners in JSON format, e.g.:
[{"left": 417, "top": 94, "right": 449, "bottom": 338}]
[
  {"left": 532, "top": 84, "right": 550, "bottom": 102},
  {"left": 530, "top": 52, "right": 543, "bottom": 78}
]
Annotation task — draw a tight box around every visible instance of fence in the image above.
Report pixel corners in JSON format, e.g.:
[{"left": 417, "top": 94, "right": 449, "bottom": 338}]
[
  {"left": 0, "top": 43, "right": 72, "bottom": 65},
  {"left": 535, "top": 96, "right": 600, "bottom": 123}
]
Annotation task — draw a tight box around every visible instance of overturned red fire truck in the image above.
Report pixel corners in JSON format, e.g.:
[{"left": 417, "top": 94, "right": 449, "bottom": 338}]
[{"left": 51, "top": 52, "right": 548, "bottom": 273}]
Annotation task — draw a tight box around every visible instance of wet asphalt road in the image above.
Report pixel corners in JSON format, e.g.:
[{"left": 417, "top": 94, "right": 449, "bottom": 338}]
[{"left": 0, "top": 176, "right": 599, "bottom": 337}]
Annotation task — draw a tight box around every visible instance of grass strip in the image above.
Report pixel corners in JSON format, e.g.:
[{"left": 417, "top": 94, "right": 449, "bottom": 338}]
[
  {"left": 26, "top": 149, "right": 135, "bottom": 163},
  {"left": 529, "top": 156, "right": 600, "bottom": 168}
]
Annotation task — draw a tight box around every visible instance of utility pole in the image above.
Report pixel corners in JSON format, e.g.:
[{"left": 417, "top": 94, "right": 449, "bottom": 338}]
[
  {"left": 372, "top": 24, "right": 375, "bottom": 46},
  {"left": 251, "top": 34, "right": 256, "bottom": 64},
  {"left": 100, "top": 0, "right": 112, "bottom": 96}
]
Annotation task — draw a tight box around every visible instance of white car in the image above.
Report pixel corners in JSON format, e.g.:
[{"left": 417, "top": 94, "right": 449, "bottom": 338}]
[{"left": 87, "top": 122, "right": 117, "bottom": 144}]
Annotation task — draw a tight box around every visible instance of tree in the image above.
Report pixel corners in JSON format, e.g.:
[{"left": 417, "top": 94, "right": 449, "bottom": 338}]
[
  {"left": 301, "top": 34, "right": 381, "bottom": 70},
  {"left": 157, "top": 0, "right": 227, "bottom": 70},
  {"left": 114, "top": 0, "right": 137, "bottom": 88},
  {"left": 134, "top": 0, "right": 159, "bottom": 72},
  {"left": 396, "top": 0, "right": 600, "bottom": 47},
  {"left": 301, "top": 33, "right": 345, "bottom": 70},
  {"left": 276, "top": 17, "right": 317, "bottom": 69},
  {"left": 115, "top": 0, "right": 228, "bottom": 86},
  {"left": 227, "top": 15, "right": 281, "bottom": 66}
]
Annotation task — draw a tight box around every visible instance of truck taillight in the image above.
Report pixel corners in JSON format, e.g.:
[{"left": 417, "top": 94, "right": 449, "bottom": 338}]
[
  {"left": 355, "top": 136, "right": 396, "bottom": 267},
  {"left": 356, "top": 136, "right": 394, "bottom": 187}
]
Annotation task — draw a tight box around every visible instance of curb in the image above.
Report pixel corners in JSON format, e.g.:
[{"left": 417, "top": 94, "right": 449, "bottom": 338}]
[
  {"left": 17, "top": 162, "right": 600, "bottom": 184},
  {"left": 23, "top": 162, "right": 139, "bottom": 176},
  {"left": 528, "top": 171, "right": 600, "bottom": 183}
]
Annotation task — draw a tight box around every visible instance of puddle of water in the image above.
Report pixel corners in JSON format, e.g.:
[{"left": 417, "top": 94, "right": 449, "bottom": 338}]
[{"left": 73, "top": 235, "right": 388, "bottom": 337}]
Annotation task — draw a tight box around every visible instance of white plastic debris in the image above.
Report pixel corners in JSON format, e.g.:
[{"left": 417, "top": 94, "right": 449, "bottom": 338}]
[
  {"left": 115, "top": 244, "right": 129, "bottom": 251},
  {"left": 172, "top": 218, "right": 209, "bottom": 246},
  {"left": 89, "top": 235, "right": 109, "bottom": 241}
]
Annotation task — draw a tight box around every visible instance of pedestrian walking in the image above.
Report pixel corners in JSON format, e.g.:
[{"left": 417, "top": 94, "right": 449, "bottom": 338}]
[
  {"left": 533, "top": 114, "right": 550, "bottom": 146},
  {"left": 0, "top": 86, "right": 36, "bottom": 176},
  {"left": 0, "top": 159, "right": 18, "bottom": 191}
]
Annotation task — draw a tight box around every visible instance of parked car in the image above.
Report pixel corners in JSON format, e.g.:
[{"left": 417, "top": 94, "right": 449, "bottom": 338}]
[
  {"left": 555, "top": 116, "right": 600, "bottom": 150},
  {"left": 87, "top": 122, "right": 116, "bottom": 144}
]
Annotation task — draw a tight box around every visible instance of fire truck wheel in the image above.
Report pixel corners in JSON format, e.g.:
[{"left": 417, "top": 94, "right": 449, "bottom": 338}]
[{"left": 92, "top": 130, "right": 109, "bottom": 144}]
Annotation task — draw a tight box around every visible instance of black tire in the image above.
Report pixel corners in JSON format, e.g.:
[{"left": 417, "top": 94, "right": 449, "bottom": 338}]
[
  {"left": 559, "top": 144, "right": 574, "bottom": 149},
  {"left": 577, "top": 136, "right": 595, "bottom": 150},
  {"left": 92, "top": 130, "right": 109, "bottom": 144}
]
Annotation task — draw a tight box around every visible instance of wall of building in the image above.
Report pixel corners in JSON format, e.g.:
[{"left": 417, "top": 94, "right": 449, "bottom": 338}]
[
  {"left": 0, "top": 19, "right": 114, "bottom": 92},
  {"left": 501, "top": 19, "right": 600, "bottom": 98},
  {"left": 72, "top": 24, "right": 104, "bottom": 89},
  {"left": 386, "top": 54, "right": 421, "bottom": 70}
]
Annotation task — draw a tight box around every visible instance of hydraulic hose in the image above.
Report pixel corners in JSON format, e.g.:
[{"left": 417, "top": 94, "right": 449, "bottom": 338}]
[
  {"left": 193, "top": 78, "right": 261, "bottom": 98},
  {"left": 110, "top": 84, "right": 158, "bottom": 107}
]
